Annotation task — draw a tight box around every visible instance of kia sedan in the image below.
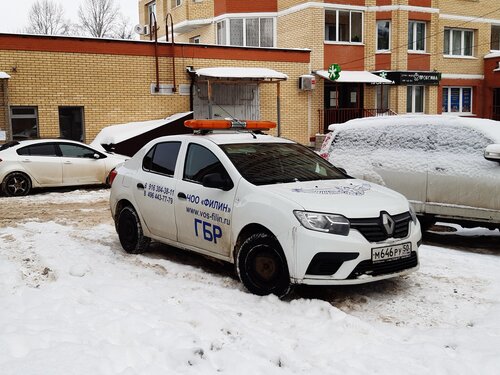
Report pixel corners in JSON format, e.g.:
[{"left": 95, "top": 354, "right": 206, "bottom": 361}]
[{"left": 0, "top": 139, "right": 128, "bottom": 196}]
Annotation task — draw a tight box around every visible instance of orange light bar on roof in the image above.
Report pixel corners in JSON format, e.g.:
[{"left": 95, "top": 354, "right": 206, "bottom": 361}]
[{"left": 185, "top": 119, "right": 276, "bottom": 130}]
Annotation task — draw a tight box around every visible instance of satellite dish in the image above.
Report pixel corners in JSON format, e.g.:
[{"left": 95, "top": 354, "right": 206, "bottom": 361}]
[{"left": 134, "top": 24, "right": 149, "bottom": 35}]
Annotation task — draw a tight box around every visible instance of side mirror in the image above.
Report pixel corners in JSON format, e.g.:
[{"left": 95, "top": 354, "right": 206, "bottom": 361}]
[
  {"left": 202, "top": 173, "right": 234, "bottom": 191},
  {"left": 484, "top": 144, "right": 500, "bottom": 163}
]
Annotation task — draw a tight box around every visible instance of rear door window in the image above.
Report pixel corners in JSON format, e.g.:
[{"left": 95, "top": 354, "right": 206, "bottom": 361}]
[
  {"left": 17, "top": 143, "right": 58, "bottom": 156},
  {"left": 143, "top": 142, "right": 181, "bottom": 176}
]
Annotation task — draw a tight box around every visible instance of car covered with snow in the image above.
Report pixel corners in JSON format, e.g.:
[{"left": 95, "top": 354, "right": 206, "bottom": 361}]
[
  {"left": 319, "top": 115, "right": 500, "bottom": 229},
  {"left": 110, "top": 120, "right": 421, "bottom": 296},
  {"left": 0, "top": 139, "right": 129, "bottom": 196}
]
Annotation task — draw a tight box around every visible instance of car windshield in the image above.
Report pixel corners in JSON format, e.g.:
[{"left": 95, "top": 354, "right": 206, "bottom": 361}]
[{"left": 221, "top": 142, "right": 349, "bottom": 186}]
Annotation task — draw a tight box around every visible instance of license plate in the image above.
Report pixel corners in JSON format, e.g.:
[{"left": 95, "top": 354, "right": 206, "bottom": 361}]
[{"left": 371, "top": 242, "right": 412, "bottom": 263}]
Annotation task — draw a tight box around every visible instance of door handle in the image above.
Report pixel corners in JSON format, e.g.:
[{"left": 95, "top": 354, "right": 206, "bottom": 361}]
[
  {"left": 177, "top": 192, "right": 186, "bottom": 200},
  {"left": 21, "top": 159, "right": 31, "bottom": 163},
  {"left": 137, "top": 183, "right": 144, "bottom": 189},
  {"left": 63, "top": 161, "right": 72, "bottom": 164}
]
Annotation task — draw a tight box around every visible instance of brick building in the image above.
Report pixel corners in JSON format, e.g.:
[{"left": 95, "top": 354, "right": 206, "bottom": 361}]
[
  {"left": 0, "top": 33, "right": 311, "bottom": 144},
  {"left": 140, "top": 0, "right": 500, "bottom": 133}
]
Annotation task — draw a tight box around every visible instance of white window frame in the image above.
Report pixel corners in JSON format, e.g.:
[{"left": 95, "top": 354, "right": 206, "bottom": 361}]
[
  {"left": 216, "top": 17, "right": 275, "bottom": 47},
  {"left": 189, "top": 35, "right": 201, "bottom": 44},
  {"left": 147, "top": 1, "right": 156, "bottom": 22},
  {"left": 442, "top": 87, "right": 473, "bottom": 115},
  {"left": 408, "top": 21, "right": 426, "bottom": 52},
  {"left": 171, "top": 0, "right": 182, "bottom": 9},
  {"left": 491, "top": 25, "right": 500, "bottom": 51},
  {"left": 376, "top": 20, "right": 391, "bottom": 52},
  {"left": 10, "top": 106, "right": 39, "bottom": 139},
  {"left": 324, "top": 9, "right": 364, "bottom": 44},
  {"left": 444, "top": 28, "right": 474, "bottom": 57},
  {"left": 407, "top": 86, "right": 425, "bottom": 114}
]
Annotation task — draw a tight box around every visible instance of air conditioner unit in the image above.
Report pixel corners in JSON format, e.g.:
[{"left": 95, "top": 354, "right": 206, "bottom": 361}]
[
  {"left": 299, "top": 75, "right": 316, "bottom": 90},
  {"left": 134, "top": 24, "right": 150, "bottom": 36}
]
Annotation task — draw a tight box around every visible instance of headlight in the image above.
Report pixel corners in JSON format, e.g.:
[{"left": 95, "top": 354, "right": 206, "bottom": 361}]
[
  {"left": 409, "top": 205, "right": 418, "bottom": 224},
  {"left": 294, "top": 211, "right": 350, "bottom": 236}
]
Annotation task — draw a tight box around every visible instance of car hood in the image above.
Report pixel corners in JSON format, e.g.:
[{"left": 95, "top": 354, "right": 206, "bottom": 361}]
[{"left": 264, "top": 179, "right": 409, "bottom": 218}]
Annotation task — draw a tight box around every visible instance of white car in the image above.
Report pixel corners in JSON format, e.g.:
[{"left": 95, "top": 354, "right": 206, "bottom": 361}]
[
  {"left": 0, "top": 139, "right": 128, "bottom": 196},
  {"left": 319, "top": 115, "right": 500, "bottom": 229},
  {"left": 110, "top": 120, "right": 421, "bottom": 296}
]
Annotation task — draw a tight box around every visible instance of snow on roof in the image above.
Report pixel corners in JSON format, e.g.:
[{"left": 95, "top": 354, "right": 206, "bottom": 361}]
[
  {"left": 195, "top": 67, "right": 288, "bottom": 80},
  {"left": 0, "top": 71, "right": 11, "bottom": 79},
  {"left": 90, "top": 112, "right": 192, "bottom": 148},
  {"left": 315, "top": 70, "right": 393, "bottom": 84},
  {"left": 328, "top": 115, "right": 500, "bottom": 143}
]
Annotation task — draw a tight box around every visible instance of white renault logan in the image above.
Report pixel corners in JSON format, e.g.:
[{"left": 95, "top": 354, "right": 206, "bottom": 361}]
[{"left": 110, "top": 120, "right": 421, "bottom": 296}]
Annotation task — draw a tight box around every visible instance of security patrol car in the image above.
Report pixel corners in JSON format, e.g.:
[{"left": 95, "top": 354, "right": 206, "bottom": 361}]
[{"left": 109, "top": 120, "right": 421, "bottom": 296}]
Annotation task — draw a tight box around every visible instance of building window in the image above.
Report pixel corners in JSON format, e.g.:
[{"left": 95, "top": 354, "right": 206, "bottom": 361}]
[
  {"left": 444, "top": 28, "right": 474, "bottom": 56},
  {"left": 10, "top": 107, "right": 38, "bottom": 140},
  {"left": 491, "top": 25, "right": 500, "bottom": 51},
  {"left": 376, "top": 85, "right": 389, "bottom": 111},
  {"left": 442, "top": 87, "right": 472, "bottom": 114},
  {"left": 171, "top": 0, "right": 182, "bottom": 8},
  {"left": 377, "top": 21, "right": 390, "bottom": 51},
  {"left": 189, "top": 35, "right": 200, "bottom": 44},
  {"left": 407, "top": 86, "right": 424, "bottom": 113},
  {"left": 147, "top": 1, "right": 156, "bottom": 21},
  {"left": 216, "top": 20, "right": 226, "bottom": 45},
  {"left": 325, "top": 10, "right": 363, "bottom": 43},
  {"left": 408, "top": 21, "right": 426, "bottom": 51},
  {"left": 217, "top": 18, "right": 274, "bottom": 47}
]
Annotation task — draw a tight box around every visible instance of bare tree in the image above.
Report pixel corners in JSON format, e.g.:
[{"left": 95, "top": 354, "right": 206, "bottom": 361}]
[
  {"left": 78, "top": 0, "right": 119, "bottom": 38},
  {"left": 25, "top": 0, "right": 70, "bottom": 35},
  {"left": 113, "top": 16, "right": 133, "bottom": 40}
]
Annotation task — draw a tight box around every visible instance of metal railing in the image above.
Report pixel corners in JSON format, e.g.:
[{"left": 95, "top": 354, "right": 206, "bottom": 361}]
[
  {"left": 318, "top": 108, "right": 397, "bottom": 133},
  {"left": 493, "top": 105, "right": 500, "bottom": 121}
]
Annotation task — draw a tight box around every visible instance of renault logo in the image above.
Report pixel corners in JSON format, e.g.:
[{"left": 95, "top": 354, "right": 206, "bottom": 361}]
[{"left": 381, "top": 213, "right": 395, "bottom": 236}]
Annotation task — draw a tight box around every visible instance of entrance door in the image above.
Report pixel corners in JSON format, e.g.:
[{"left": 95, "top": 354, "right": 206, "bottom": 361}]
[
  {"left": 494, "top": 88, "right": 500, "bottom": 121},
  {"left": 59, "top": 107, "right": 84, "bottom": 142},
  {"left": 323, "top": 82, "right": 364, "bottom": 129}
]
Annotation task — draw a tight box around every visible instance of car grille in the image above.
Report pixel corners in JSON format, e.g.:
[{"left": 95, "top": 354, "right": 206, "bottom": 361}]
[
  {"left": 349, "top": 211, "right": 412, "bottom": 242},
  {"left": 347, "top": 251, "right": 418, "bottom": 279}
]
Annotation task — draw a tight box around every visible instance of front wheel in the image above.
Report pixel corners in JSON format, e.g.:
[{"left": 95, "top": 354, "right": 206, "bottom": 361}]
[
  {"left": 2, "top": 172, "right": 32, "bottom": 196},
  {"left": 236, "top": 233, "right": 291, "bottom": 297},
  {"left": 117, "top": 206, "right": 150, "bottom": 254}
]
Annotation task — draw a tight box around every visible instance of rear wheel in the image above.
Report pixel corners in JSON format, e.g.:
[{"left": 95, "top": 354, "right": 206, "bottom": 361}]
[
  {"left": 117, "top": 206, "right": 150, "bottom": 254},
  {"left": 236, "top": 233, "right": 291, "bottom": 297},
  {"left": 2, "top": 172, "right": 32, "bottom": 196}
]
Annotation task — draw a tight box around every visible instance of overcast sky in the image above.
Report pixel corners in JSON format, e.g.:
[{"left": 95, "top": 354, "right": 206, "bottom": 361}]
[{"left": 0, "top": 0, "right": 140, "bottom": 34}]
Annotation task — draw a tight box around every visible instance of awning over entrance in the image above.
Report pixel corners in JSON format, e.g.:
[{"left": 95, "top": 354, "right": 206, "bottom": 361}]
[
  {"left": 0, "top": 72, "right": 11, "bottom": 79},
  {"left": 195, "top": 67, "right": 288, "bottom": 82},
  {"left": 315, "top": 70, "right": 393, "bottom": 84}
]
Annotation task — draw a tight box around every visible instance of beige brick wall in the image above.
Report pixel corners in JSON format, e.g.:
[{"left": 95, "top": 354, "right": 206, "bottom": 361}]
[
  {"left": 0, "top": 46, "right": 310, "bottom": 144},
  {"left": 175, "top": 24, "right": 215, "bottom": 44}
]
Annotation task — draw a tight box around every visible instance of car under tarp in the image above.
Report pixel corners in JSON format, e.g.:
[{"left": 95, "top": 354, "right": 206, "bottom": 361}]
[{"left": 90, "top": 112, "right": 193, "bottom": 157}]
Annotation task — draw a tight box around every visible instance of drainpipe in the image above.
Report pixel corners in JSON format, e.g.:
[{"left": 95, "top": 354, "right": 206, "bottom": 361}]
[
  {"left": 165, "top": 13, "right": 177, "bottom": 93},
  {"left": 149, "top": 13, "right": 160, "bottom": 92},
  {"left": 277, "top": 81, "right": 281, "bottom": 136}
]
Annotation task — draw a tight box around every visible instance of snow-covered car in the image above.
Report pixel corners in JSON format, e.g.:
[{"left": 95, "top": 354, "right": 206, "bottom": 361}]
[
  {"left": 110, "top": 119, "right": 421, "bottom": 296},
  {"left": 0, "top": 139, "right": 128, "bottom": 196},
  {"left": 319, "top": 115, "right": 500, "bottom": 229}
]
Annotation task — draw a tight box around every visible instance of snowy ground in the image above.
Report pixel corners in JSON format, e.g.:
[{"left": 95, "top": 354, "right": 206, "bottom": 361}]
[{"left": 1, "top": 189, "right": 499, "bottom": 374}]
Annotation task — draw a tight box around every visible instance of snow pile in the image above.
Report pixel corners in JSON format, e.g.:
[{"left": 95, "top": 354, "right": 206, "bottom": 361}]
[{"left": 1, "top": 190, "right": 500, "bottom": 374}]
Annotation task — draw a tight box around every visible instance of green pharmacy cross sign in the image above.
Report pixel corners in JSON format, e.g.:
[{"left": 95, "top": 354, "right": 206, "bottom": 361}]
[{"left": 328, "top": 64, "right": 342, "bottom": 81}]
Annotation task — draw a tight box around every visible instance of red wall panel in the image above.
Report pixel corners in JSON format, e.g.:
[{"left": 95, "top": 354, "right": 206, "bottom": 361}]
[
  {"left": 214, "top": 0, "right": 277, "bottom": 17},
  {"left": 324, "top": 44, "right": 365, "bottom": 70}
]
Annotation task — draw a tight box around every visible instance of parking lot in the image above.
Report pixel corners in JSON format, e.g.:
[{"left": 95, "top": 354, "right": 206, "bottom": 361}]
[{"left": 1, "top": 188, "right": 499, "bottom": 374}]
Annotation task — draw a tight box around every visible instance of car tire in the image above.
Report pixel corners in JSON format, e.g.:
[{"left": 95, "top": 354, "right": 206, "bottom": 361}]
[
  {"left": 418, "top": 215, "right": 436, "bottom": 231},
  {"left": 2, "top": 172, "right": 32, "bottom": 197},
  {"left": 236, "top": 233, "right": 291, "bottom": 297},
  {"left": 117, "top": 206, "right": 150, "bottom": 254}
]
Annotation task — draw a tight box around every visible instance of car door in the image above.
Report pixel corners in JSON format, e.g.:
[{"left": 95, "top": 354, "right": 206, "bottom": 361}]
[
  {"left": 370, "top": 124, "right": 432, "bottom": 212},
  {"left": 427, "top": 125, "right": 500, "bottom": 220},
  {"left": 132, "top": 141, "right": 180, "bottom": 241},
  {"left": 16, "top": 143, "right": 62, "bottom": 185},
  {"left": 58, "top": 143, "right": 105, "bottom": 185},
  {"left": 175, "top": 142, "right": 236, "bottom": 257}
]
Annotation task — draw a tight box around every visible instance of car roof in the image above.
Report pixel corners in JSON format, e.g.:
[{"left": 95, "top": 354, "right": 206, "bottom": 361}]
[
  {"left": 328, "top": 115, "right": 500, "bottom": 143},
  {"left": 149, "top": 131, "right": 296, "bottom": 146},
  {"left": 6, "top": 139, "right": 91, "bottom": 147}
]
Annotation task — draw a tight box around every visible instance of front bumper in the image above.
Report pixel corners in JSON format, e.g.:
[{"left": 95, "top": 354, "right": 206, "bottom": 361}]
[{"left": 289, "top": 220, "right": 421, "bottom": 285}]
